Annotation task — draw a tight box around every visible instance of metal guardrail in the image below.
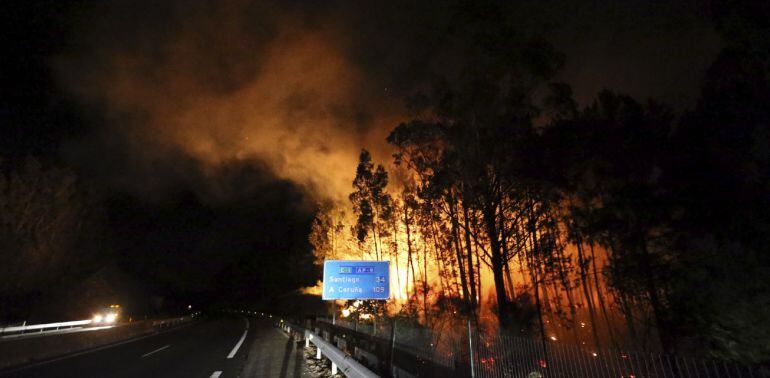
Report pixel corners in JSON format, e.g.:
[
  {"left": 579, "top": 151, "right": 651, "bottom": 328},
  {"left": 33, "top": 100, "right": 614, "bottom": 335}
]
[
  {"left": 282, "top": 321, "right": 379, "bottom": 378},
  {"left": 0, "top": 320, "right": 93, "bottom": 336},
  {"left": 1, "top": 312, "right": 200, "bottom": 338}
]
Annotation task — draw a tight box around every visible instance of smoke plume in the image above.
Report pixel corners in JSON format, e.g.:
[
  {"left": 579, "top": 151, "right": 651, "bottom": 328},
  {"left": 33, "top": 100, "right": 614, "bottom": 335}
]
[
  {"left": 57, "top": 0, "right": 403, "bottom": 203},
  {"left": 55, "top": 0, "right": 718, "bottom": 203}
]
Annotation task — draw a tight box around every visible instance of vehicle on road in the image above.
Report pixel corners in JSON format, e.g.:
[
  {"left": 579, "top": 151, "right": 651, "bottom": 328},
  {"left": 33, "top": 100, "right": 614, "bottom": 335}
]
[{"left": 92, "top": 305, "right": 121, "bottom": 324}]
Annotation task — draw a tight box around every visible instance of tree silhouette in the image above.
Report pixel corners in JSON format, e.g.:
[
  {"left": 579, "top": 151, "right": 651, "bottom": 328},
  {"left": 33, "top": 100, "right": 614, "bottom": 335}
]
[{"left": 349, "top": 149, "right": 393, "bottom": 260}]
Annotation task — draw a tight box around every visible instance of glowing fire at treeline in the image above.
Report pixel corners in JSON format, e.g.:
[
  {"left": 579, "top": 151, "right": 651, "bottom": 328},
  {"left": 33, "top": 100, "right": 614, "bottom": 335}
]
[{"left": 307, "top": 132, "right": 653, "bottom": 351}]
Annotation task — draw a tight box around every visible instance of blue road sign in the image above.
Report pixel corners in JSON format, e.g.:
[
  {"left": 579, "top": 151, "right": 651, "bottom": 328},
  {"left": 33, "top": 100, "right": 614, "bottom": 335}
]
[{"left": 322, "top": 260, "right": 390, "bottom": 300}]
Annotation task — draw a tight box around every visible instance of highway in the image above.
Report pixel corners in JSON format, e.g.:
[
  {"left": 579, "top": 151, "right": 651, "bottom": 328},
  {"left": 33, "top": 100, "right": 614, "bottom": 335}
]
[{"left": 0, "top": 316, "right": 307, "bottom": 378}]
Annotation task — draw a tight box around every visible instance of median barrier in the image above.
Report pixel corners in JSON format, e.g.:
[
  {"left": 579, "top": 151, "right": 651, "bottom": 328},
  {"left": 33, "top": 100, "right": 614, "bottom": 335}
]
[{"left": 0, "top": 315, "right": 195, "bottom": 371}]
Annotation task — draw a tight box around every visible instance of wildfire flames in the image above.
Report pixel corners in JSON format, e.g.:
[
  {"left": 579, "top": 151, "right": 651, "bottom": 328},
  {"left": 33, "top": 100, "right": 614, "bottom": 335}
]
[{"left": 58, "top": 0, "right": 659, "bottom": 351}]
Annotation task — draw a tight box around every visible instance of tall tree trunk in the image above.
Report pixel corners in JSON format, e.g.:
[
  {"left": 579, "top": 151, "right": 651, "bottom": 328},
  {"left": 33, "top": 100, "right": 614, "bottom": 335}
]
[
  {"left": 448, "top": 194, "right": 471, "bottom": 310},
  {"left": 404, "top": 205, "right": 415, "bottom": 297},
  {"left": 589, "top": 243, "right": 617, "bottom": 348},
  {"left": 619, "top": 290, "right": 639, "bottom": 348},
  {"left": 499, "top": 207, "right": 516, "bottom": 301},
  {"left": 576, "top": 240, "right": 602, "bottom": 350},
  {"left": 504, "top": 258, "right": 516, "bottom": 300},
  {"left": 429, "top": 225, "right": 448, "bottom": 296},
  {"left": 330, "top": 213, "right": 337, "bottom": 257},
  {"left": 638, "top": 236, "right": 673, "bottom": 353},
  {"left": 525, "top": 197, "right": 552, "bottom": 370},
  {"left": 483, "top": 203, "right": 510, "bottom": 329},
  {"left": 551, "top": 222, "right": 579, "bottom": 344},
  {"left": 371, "top": 216, "right": 381, "bottom": 260},
  {"left": 461, "top": 200, "right": 478, "bottom": 312},
  {"left": 409, "top": 256, "right": 417, "bottom": 301},
  {"left": 476, "top": 243, "right": 482, "bottom": 313},
  {"left": 527, "top": 220, "right": 551, "bottom": 368},
  {"left": 471, "top": 209, "right": 483, "bottom": 311},
  {"left": 423, "top": 244, "right": 430, "bottom": 326},
  {"left": 446, "top": 234, "right": 462, "bottom": 299},
  {"left": 609, "top": 237, "right": 639, "bottom": 348},
  {"left": 391, "top": 217, "right": 403, "bottom": 299}
]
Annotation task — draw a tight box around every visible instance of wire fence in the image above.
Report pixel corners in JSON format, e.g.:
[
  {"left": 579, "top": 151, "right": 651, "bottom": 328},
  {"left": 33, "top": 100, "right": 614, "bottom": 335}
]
[
  {"left": 317, "top": 316, "right": 764, "bottom": 377},
  {"left": 470, "top": 331, "right": 764, "bottom": 378}
]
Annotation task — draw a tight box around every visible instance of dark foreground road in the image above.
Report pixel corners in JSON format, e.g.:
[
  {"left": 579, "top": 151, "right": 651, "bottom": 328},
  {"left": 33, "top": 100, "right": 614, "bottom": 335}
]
[{"left": 0, "top": 316, "right": 307, "bottom": 378}]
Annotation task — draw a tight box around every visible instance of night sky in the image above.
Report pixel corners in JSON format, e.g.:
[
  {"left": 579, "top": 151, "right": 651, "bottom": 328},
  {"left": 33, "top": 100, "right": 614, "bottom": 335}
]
[{"left": 0, "top": 0, "right": 725, "bottom": 318}]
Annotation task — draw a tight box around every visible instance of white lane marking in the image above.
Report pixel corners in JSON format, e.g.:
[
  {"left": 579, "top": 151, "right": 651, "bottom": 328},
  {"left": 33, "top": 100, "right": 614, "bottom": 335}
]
[
  {"left": 141, "top": 344, "right": 170, "bottom": 358},
  {"left": 209, "top": 371, "right": 222, "bottom": 378},
  {"left": 226, "top": 318, "right": 249, "bottom": 359}
]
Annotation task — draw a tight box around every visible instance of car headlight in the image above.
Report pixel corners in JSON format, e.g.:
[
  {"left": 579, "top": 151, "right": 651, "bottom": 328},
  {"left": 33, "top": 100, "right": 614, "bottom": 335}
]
[
  {"left": 93, "top": 314, "right": 103, "bottom": 323},
  {"left": 105, "top": 313, "right": 117, "bottom": 323}
]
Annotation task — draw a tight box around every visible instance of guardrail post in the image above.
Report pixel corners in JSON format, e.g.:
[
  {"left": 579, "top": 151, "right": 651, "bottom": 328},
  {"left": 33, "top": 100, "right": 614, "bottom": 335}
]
[
  {"left": 316, "top": 346, "right": 322, "bottom": 360},
  {"left": 331, "top": 362, "right": 338, "bottom": 374},
  {"left": 305, "top": 335, "right": 310, "bottom": 348}
]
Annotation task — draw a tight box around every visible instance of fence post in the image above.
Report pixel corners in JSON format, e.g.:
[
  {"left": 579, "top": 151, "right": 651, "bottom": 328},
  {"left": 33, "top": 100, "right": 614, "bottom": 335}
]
[{"left": 468, "top": 319, "right": 475, "bottom": 378}]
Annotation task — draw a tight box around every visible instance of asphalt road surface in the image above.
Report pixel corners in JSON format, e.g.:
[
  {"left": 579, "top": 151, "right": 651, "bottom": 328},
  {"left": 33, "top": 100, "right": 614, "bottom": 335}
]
[{"left": 0, "top": 316, "right": 307, "bottom": 378}]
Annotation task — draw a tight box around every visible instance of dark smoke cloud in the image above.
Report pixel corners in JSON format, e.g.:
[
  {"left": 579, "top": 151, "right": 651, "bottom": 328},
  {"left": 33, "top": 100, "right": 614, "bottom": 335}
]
[
  {"left": 56, "top": 0, "right": 720, "bottom": 205},
  {"left": 57, "top": 0, "right": 400, "bottom": 204}
]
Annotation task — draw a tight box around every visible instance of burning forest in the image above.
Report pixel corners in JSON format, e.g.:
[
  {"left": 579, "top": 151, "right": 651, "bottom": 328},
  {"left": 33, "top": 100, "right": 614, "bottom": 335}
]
[{"left": 1, "top": 0, "right": 769, "bottom": 375}]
